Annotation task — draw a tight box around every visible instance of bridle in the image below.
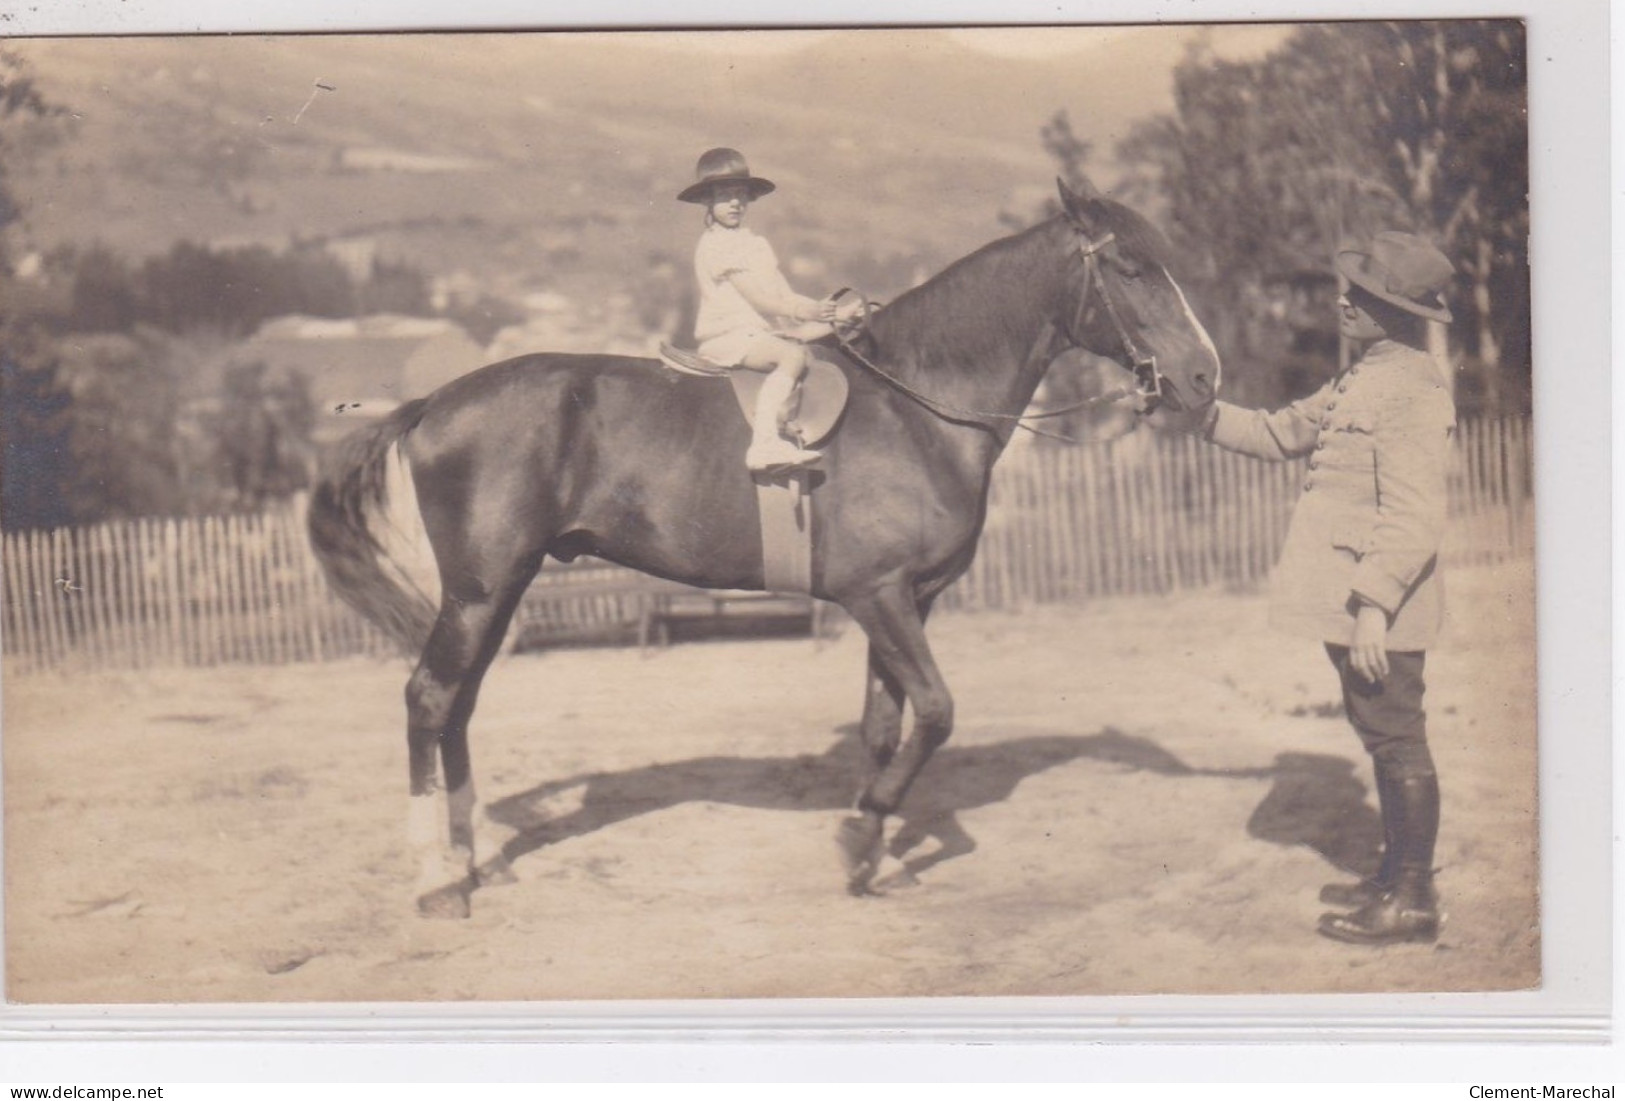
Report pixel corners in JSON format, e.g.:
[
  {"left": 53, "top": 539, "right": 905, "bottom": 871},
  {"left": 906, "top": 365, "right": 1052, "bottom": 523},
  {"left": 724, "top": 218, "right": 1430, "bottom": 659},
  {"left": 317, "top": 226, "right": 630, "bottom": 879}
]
[
  {"left": 1072, "top": 229, "right": 1165, "bottom": 404},
  {"left": 827, "top": 227, "right": 1168, "bottom": 442}
]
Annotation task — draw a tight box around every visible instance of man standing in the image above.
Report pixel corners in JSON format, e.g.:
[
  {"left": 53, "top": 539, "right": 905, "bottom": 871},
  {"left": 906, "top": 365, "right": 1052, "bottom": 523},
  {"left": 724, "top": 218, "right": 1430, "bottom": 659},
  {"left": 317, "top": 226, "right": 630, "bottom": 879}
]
[{"left": 1196, "top": 232, "right": 1457, "bottom": 946}]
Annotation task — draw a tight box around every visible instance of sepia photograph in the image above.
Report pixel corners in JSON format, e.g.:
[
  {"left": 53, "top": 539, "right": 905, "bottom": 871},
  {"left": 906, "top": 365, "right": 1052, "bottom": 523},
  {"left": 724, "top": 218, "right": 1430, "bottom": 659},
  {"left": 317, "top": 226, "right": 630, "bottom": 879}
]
[{"left": 0, "top": 18, "right": 1551, "bottom": 1013}]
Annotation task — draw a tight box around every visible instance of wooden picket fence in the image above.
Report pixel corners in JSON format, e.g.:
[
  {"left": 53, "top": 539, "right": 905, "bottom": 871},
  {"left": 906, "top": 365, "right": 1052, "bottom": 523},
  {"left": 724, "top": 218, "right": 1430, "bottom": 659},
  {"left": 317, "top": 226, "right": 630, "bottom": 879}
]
[
  {"left": 1, "top": 417, "right": 1534, "bottom": 673},
  {"left": 940, "top": 415, "right": 1534, "bottom": 610}
]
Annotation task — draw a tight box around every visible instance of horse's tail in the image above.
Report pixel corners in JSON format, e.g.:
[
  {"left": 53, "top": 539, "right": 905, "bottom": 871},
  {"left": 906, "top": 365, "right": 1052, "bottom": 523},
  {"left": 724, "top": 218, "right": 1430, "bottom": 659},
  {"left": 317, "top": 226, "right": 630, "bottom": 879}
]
[{"left": 307, "top": 399, "right": 439, "bottom": 654}]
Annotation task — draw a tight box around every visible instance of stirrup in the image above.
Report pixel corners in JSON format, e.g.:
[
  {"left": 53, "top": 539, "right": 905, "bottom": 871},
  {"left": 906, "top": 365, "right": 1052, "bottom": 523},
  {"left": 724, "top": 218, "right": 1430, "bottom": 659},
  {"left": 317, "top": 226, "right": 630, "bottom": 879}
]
[{"left": 746, "top": 441, "right": 821, "bottom": 473}]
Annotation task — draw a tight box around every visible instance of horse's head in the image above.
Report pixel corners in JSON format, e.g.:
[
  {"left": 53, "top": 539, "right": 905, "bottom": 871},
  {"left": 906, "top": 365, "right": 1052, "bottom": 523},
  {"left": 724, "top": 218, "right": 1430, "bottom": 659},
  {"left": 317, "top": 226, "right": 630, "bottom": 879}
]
[{"left": 1055, "top": 178, "right": 1220, "bottom": 414}]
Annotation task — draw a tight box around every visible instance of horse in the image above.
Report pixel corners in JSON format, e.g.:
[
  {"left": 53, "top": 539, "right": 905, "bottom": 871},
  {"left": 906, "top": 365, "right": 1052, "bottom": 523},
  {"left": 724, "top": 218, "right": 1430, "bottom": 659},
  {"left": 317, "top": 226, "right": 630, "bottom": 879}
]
[{"left": 307, "top": 177, "right": 1221, "bottom": 917}]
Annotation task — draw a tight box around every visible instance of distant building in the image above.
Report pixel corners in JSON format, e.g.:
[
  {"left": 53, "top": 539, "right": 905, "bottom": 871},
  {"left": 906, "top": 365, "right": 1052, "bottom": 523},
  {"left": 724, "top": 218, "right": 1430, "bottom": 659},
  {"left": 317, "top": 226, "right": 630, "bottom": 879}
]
[
  {"left": 13, "top": 252, "right": 44, "bottom": 281},
  {"left": 324, "top": 236, "right": 379, "bottom": 284},
  {"left": 237, "top": 314, "right": 488, "bottom": 443}
]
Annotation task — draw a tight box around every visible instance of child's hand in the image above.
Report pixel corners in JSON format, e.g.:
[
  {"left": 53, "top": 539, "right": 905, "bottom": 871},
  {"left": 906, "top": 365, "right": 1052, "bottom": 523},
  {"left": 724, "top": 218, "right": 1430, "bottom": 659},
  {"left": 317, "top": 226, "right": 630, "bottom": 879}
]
[{"left": 829, "top": 294, "right": 870, "bottom": 325}]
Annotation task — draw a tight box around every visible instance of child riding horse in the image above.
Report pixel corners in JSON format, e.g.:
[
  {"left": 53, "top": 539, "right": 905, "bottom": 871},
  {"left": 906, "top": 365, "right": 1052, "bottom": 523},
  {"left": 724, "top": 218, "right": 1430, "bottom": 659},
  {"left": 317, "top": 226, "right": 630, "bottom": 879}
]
[{"left": 679, "top": 147, "right": 842, "bottom": 473}]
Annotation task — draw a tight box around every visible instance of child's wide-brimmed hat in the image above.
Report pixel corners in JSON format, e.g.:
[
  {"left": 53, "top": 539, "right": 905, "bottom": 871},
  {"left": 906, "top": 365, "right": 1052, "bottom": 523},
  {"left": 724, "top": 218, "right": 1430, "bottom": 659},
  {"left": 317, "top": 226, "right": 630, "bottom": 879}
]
[
  {"left": 1335, "top": 231, "right": 1455, "bottom": 322},
  {"left": 677, "top": 148, "right": 776, "bottom": 204}
]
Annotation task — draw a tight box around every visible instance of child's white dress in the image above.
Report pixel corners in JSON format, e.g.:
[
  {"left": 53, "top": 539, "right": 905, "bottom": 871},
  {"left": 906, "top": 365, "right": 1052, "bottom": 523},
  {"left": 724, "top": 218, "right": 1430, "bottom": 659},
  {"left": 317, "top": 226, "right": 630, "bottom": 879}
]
[{"left": 692, "top": 224, "right": 813, "bottom": 365}]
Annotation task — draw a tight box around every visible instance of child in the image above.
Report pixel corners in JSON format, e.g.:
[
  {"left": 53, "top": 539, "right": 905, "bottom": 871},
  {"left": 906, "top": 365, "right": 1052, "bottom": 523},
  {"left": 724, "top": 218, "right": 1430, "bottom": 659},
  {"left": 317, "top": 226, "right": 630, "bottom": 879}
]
[{"left": 678, "top": 148, "right": 838, "bottom": 472}]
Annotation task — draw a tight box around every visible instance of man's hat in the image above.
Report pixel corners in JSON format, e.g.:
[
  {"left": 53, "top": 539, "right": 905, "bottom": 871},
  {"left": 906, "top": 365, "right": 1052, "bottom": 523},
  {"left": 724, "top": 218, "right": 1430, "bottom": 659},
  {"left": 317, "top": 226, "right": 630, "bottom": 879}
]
[
  {"left": 677, "top": 148, "right": 776, "bottom": 204},
  {"left": 1335, "top": 231, "right": 1455, "bottom": 322}
]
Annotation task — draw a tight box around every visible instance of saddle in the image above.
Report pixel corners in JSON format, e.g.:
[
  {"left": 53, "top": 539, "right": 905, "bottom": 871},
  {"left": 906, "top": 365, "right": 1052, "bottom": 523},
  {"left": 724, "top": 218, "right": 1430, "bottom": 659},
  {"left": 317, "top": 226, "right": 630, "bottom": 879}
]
[
  {"left": 657, "top": 342, "right": 851, "bottom": 449},
  {"left": 657, "top": 342, "right": 853, "bottom": 594}
]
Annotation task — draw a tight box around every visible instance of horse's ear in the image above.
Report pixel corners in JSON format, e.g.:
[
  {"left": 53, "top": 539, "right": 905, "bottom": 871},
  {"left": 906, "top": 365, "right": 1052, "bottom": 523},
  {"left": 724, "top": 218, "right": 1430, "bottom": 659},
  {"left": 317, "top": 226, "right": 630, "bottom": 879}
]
[{"left": 1057, "top": 177, "right": 1102, "bottom": 229}]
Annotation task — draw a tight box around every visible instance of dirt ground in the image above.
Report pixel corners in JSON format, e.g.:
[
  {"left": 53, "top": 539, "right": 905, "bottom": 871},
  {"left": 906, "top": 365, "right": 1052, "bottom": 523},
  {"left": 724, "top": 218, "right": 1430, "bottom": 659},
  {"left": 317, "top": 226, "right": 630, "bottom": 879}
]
[{"left": 3, "top": 561, "right": 1537, "bottom": 1004}]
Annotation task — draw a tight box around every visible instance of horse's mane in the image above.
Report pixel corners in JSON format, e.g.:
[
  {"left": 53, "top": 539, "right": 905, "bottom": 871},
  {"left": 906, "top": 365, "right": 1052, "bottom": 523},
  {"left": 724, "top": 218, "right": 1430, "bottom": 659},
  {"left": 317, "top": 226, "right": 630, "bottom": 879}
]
[
  {"left": 865, "top": 217, "right": 1069, "bottom": 364},
  {"left": 864, "top": 197, "right": 1177, "bottom": 365}
]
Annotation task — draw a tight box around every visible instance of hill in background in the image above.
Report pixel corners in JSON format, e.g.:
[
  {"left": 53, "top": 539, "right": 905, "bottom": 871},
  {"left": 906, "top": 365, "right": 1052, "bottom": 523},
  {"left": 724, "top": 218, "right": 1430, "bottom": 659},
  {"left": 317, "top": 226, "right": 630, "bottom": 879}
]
[{"left": 10, "top": 29, "right": 1202, "bottom": 312}]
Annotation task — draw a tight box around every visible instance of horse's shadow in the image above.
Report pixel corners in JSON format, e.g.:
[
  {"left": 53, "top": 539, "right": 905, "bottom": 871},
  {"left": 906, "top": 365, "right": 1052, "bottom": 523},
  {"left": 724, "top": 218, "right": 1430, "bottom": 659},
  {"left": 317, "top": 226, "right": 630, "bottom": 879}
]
[{"left": 483, "top": 727, "right": 1381, "bottom": 883}]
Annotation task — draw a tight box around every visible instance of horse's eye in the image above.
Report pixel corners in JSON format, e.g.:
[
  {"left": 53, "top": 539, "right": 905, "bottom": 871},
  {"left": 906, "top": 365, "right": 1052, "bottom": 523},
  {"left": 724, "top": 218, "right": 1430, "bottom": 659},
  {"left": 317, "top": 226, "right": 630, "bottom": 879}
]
[{"left": 1107, "top": 249, "right": 1143, "bottom": 280}]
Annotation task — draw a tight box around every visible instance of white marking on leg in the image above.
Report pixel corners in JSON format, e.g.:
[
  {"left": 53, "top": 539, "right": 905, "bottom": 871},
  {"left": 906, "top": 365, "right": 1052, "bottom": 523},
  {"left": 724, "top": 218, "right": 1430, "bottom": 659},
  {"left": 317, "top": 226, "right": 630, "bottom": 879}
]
[
  {"left": 446, "top": 778, "right": 477, "bottom": 872},
  {"left": 408, "top": 790, "right": 449, "bottom": 897}
]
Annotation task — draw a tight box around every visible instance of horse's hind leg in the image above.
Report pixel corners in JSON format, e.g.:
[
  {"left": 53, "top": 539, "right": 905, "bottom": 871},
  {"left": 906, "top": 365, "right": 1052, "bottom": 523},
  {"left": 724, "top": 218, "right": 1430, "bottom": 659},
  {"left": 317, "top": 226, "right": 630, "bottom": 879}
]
[
  {"left": 838, "top": 585, "right": 952, "bottom": 894},
  {"left": 406, "top": 577, "right": 531, "bottom": 918}
]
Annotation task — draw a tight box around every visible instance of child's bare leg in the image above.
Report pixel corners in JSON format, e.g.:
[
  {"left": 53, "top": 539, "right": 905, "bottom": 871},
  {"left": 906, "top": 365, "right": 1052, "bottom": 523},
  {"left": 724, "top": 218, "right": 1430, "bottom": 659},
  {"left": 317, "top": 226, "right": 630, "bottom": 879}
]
[{"left": 739, "top": 337, "right": 820, "bottom": 471}]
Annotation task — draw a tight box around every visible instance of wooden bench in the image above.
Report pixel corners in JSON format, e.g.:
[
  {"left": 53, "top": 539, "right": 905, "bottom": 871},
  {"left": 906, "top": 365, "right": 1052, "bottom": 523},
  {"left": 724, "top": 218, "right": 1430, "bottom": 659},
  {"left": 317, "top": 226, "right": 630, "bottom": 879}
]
[
  {"left": 509, "top": 559, "right": 824, "bottom": 652},
  {"left": 643, "top": 588, "right": 826, "bottom": 648}
]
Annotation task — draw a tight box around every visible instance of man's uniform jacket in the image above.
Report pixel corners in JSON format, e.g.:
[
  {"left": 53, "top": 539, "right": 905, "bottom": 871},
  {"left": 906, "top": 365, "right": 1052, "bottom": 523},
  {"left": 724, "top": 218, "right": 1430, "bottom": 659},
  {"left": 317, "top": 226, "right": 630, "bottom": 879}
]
[{"left": 1206, "top": 340, "right": 1456, "bottom": 651}]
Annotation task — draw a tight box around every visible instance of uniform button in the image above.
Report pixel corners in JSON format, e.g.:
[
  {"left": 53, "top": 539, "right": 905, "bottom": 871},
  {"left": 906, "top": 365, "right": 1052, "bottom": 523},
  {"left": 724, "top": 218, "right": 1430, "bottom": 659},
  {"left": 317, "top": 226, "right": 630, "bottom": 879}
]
[
  {"left": 1316, "top": 439, "right": 1328, "bottom": 450},
  {"left": 1303, "top": 477, "right": 1315, "bottom": 491},
  {"left": 1336, "top": 382, "right": 1349, "bottom": 393},
  {"left": 1308, "top": 458, "right": 1320, "bottom": 470},
  {"left": 1326, "top": 399, "right": 1338, "bottom": 410}
]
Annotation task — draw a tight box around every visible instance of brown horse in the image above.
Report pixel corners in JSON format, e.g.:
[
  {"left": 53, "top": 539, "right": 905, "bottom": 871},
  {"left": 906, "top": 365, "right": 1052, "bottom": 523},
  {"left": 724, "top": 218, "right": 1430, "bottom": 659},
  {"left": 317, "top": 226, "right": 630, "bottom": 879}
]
[{"left": 308, "top": 179, "right": 1220, "bottom": 916}]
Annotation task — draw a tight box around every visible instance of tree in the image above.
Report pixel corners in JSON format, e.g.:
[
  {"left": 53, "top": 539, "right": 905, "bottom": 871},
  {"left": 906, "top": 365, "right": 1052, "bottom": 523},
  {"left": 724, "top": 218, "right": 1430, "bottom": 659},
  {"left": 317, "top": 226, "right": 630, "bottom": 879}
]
[
  {"left": 65, "top": 243, "right": 143, "bottom": 333},
  {"left": 0, "top": 48, "right": 66, "bottom": 274},
  {"left": 126, "top": 240, "right": 376, "bottom": 336},
  {"left": 0, "top": 327, "right": 76, "bottom": 530},
  {"left": 52, "top": 329, "right": 192, "bottom": 519},
  {"left": 207, "top": 359, "right": 316, "bottom": 511},
  {"left": 1115, "top": 21, "right": 1529, "bottom": 410},
  {"left": 1349, "top": 21, "right": 1529, "bottom": 395},
  {"left": 39, "top": 328, "right": 317, "bottom": 519},
  {"left": 0, "top": 49, "right": 77, "bottom": 530},
  {"left": 359, "top": 256, "right": 431, "bottom": 317},
  {"left": 0, "top": 54, "right": 328, "bottom": 526}
]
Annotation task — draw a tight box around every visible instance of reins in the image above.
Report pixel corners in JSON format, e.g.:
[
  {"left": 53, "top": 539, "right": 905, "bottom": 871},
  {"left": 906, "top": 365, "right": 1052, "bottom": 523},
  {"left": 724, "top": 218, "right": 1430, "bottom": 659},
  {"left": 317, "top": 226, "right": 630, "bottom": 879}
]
[{"left": 826, "top": 231, "right": 1161, "bottom": 445}]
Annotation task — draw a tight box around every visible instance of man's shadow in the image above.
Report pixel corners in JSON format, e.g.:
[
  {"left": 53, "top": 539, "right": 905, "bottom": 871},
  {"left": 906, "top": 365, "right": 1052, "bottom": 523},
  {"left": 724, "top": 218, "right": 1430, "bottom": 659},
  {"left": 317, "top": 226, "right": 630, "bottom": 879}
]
[{"left": 482, "top": 727, "right": 1380, "bottom": 884}]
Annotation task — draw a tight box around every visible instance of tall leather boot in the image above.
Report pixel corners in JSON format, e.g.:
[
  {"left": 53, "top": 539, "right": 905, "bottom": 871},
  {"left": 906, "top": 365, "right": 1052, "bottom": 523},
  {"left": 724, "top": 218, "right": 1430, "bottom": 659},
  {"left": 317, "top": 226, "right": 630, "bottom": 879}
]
[
  {"left": 744, "top": 370, "right": 820, "bottom": 472},
  {"left": 1318, "top": 771, "right": 1440, "bottom": 946},
  {"left": 1320, "top": 759, "right": 1400, "bottom": 907}
]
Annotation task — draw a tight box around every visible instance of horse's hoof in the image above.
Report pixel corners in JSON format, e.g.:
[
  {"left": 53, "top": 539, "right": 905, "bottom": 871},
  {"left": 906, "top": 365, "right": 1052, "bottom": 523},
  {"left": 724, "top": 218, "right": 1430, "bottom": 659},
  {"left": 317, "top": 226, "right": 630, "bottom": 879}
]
[
  {"left": 836, "top": 815, "right": 884, "bottom": 896},
  {"left": 475, "top": 856, "right": 518, "bottom": 888},
  {"left": 416, "top": 882, "right": 472, "bottom": 919}
]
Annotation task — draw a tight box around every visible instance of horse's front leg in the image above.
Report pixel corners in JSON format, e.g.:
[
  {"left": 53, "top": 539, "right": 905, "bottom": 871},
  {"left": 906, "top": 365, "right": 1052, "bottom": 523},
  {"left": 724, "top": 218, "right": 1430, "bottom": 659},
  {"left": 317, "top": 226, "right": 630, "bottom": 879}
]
[
  {"left": 858, "top": 644, "right": 906, "bottom": 783},
  {"left": 839, "top": 585, "right": 952, "bottom": 894},
  {"left": 839, "top": 646, "right": 907, "bottom": 891}
]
